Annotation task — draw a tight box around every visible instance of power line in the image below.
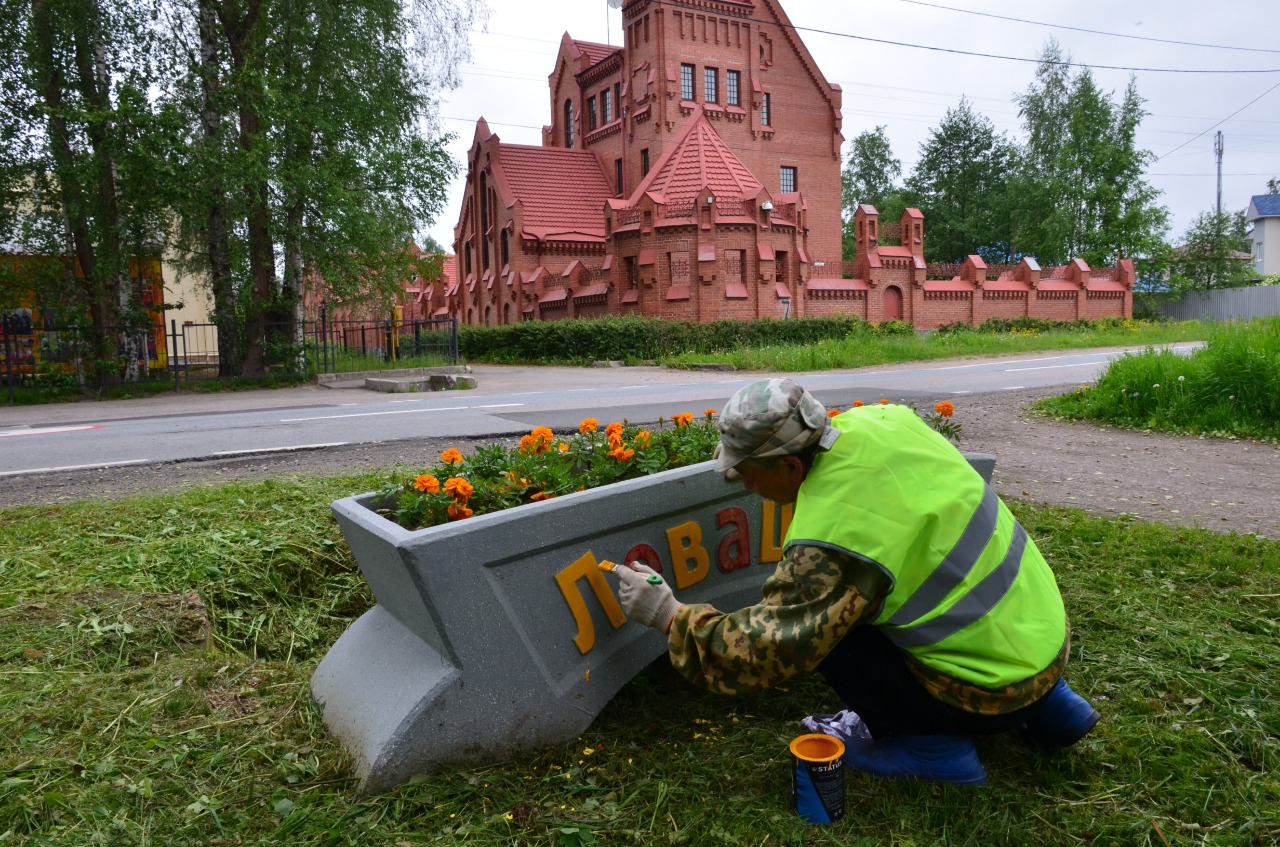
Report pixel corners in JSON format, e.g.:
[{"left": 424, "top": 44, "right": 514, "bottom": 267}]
[
  {"left": 1156, "top": 78, "right": 1280, "bottom": 161},
  {"left": 893, "top": 0, "right": 1280, "bottom": 54}
]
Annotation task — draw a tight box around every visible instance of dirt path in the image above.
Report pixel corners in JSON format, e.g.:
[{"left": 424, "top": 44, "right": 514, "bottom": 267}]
[{"left": 3, "top": 387, "right": 1276, "bottom": 541}]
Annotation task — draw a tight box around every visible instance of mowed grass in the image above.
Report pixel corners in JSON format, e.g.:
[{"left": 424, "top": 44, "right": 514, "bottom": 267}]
[
  {"left": 664, "top": 319, "right": 1209, "bottom": 372},
  {"left": 3, "top": 470, "right": 1278, "bottom": 845},
  {"left": 1038, "top": 317, "right": 1280, "bottom": 442}
]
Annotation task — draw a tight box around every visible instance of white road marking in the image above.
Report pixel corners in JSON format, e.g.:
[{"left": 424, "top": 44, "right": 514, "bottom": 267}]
[
  {"left": 476, "top": 403, "right": 525, "bottom": 408},
  {"left": 0, "top": 424, "right": 104, "bottom": 438},
  {"left": 280, "top": 406, "right": 468, "bottom": 422},
  {"left": 213, "top": 442, "right": 349, "bottom": 457},
  {"left": 1003, "top": 386, "right": 1027, "bottom": 391},
  {"left": 0, "top": 459, "right": 146, "bottom": 477},
  {"left": 1005, "top": 361, "right": 1106, "bottom": 373}
]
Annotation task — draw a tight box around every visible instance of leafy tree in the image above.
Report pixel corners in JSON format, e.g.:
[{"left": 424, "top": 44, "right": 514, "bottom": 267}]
[
  {"left": 905, "top": 97, "right": 1016, "bottom": 263},
  {"left": 0, "top": 0, "right": 171, "bottom": 382},
  {"left": 1168, "top": 209, "right": 1257, "bottom": 292},
  {"left": 841, "top": 126, "right": 908, "bottom": 256},
  {"left": 1267, "top": 177, "right": 1279, "bottom": 195},
  {"left": 1010, "top": 40, "right": 1169, "bottom": 268}
]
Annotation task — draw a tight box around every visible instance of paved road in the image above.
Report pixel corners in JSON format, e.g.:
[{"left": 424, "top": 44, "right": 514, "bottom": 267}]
[{"left": 0, "top": 344, "right": 1198, "bottom": 477}]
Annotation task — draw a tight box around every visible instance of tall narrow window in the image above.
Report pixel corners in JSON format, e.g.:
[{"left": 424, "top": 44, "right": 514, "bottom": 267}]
[
  {"left": 614, "top": 82, "right": 622, "bottom": 114},
  {"left": 602, "top": 88, "right": 613, "bottom": 124},
  {"left": 564, "top": 100, "right": 575, "bottom": 147},
  {"left": 704, "top": 67, "right": 718, "bottom": 103},
  {"left": 780, "top": 166, "right": 797, "bottom": 194},
  {"left": 761, "top": 92, "right": 771, "bottom": 126},
  {"left": 615, "top": 159, "right": 623, "bottom": 195},
  {"left": 727, "top": 70, "right": 741, "bottom": 106},
  {"left": 587, "top": 96, "right": 598, "bottom": 130},
  {"left": 640, "top": 148, "right": 650, "bottom": 177},
  {"left": 501, "top": 230, "right": 509, "bottom": 267},
  {"left": 680, "top": 63, "right": 695, "bottom": 101}
]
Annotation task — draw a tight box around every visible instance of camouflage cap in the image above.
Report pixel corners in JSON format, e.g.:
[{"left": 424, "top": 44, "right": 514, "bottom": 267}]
[{"left": 713, "top": 378, "right": 830, "bottom": 474}]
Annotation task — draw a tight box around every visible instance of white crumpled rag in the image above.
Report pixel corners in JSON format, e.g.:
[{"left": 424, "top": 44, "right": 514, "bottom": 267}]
[{"left": 801, "top": 709, "right": 873, "bottom": 743}]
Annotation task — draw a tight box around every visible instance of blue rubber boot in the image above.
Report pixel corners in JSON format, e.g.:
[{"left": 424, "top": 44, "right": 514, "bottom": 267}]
[
  {"left": 1020, "top": 678, "right": 1101, "bottom": 748},
  {"left": 843, "top": 734, "right": 989, "bottom": 786}
]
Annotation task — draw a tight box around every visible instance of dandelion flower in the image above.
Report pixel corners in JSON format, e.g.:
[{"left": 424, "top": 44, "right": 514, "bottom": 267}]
[
  {"left": 440, "top": 448, "right": 464, "bottom": 465},
  {"left": 413, "top": 474, "right": 440, "bottom": 494},
  {"left": 579, "top": 418, "right": 599, "bottom": 434},
  {"left": 1153, "top": 384, "right": 1160, "bottom": 389},
  {"left": 1178, "top": 375, "right": 1185, "bottom": 382},
  {"left": 934, "top": 401, "right": 955, "bottom": 418}
]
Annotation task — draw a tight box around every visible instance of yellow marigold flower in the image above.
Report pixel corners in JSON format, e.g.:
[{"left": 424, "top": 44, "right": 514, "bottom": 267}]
[
  {"left": 879, "top": 399, "right": 890, "bottom": 405},
  {"left": 579, "top": 418, "right": 599, "bottom": 434},
  {"left": 444, "top": 477, "right": 474, "bottom": 501},
  {"left": 413, "top": 474, "right": 440, "bottom": 494},
  {"left": 853, "top": 400, "right": 864, "bottom": 408},
  {"left": 605, "top": 421, "right": 624, "bottom": 437},
  {"left": 934, "top": 400, "right": 956, "bottom": 418},
  {"left": 826, "top": 408, "right": 840, "bottom": 418},
  {"left": 447, "top": 503, "right": 474, "bottom": 521},
  {"left": 672, "top": 412, "right": 694, "bottom": 427},
  {"left": 634, "top": 430, "right": 651, "bottom": 447},
  {"left": 440, "top": 448, "right": 464, "bottom": 465}
]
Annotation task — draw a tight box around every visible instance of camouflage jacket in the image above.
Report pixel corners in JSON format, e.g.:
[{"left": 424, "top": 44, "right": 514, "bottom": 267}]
[{"left": 666, "top": 544, "right": 1066, "bottom": 715}]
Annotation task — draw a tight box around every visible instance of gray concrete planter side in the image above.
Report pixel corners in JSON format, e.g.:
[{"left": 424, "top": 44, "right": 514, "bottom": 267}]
[{"left": 313, "top": 453, "right": 996, "bottom": 795}]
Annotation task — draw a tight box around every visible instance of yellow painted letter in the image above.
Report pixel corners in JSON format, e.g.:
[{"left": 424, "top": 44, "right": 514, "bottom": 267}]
[
  {"left": 555, "top": 552, "right": 627, "bottom": 655},
  {"left": 666, "top": 521, "right": 710, "bottom": 590},
  {"left": 760, "top": 501, "right": 794, "bottom": 564}
]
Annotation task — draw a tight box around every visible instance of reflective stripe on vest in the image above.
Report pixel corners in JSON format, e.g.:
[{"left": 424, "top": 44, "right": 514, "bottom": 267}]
[{"left": 885, "top": 520, "right": 1028, "bottom": 648}]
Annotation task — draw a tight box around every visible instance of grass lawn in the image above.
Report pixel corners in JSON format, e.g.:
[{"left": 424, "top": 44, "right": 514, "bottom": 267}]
[{"left": 3, "top": 472, "right": 1278, "bottom": 845}]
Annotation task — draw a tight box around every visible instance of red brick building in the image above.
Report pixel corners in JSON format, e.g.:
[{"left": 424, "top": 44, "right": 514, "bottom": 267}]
[{"left": 435, "top": 0, "right": 1132, "bottom": 329}]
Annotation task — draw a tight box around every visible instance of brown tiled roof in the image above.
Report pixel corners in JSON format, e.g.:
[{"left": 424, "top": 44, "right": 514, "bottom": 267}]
[
  {"left": 498, "top": 145, "right": 614, "bottom": 242},
  {"left": 635, "top": 110, "right": 763, "bottom": 208},
  {"left": 572, "top": 39, "right": 621, "bottom": 68}
]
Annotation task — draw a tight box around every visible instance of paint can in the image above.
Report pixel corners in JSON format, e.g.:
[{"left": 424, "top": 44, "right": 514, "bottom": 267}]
[{"left": 790, "top": 733, "right": 845, "bottom": 824}]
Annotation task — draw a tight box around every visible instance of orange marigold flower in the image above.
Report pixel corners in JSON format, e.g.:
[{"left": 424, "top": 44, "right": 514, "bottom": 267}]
[
  {"left": 447, "top": 503, "right": 474, "bottom": 521},
  {"left": 826, "top": 409, "right": 840, "bottom": 418},
  {"left": 531, "top": 425, "right": 554, "bottom": 442},
  {"left": 579, "top": 418, "right": 599, "bottom": 434},
  {"left": 852, "top": 400, "right": 864, "bottom": 408},
  {"left": 934, "top": 401, "right": 956, "bottom": 418},
  {"left": 608, "top": 432, "right": 624, "bottom": 450},
  {"left": 673, "top": 412, "right": 694, "bottom": 427},
  {"left": 879, "top": 399, "right": 890, "bottom": 405},
  {"left": 703, "top": 408, "right": 717, "bottom": 417},
  {"left": 605, "top": 421, "right": 624, "bottom": 437},
  {"left": 444, "top": 477, "right": 474, "bottom": 501},
  {"left": 440, "top": 448, "right": 464, "bottom": 465},
  {"left": 518, "top": 434, "right": 538, "bottom": 453},
  {"left": 412, "top": 474, "right": 440, "bottom": 494},
  {"left": 531, "top": 491, "right": 556, "bottom": 501},
  {"left": 610, "top": 446, "right": 635, "bottom": 462},
  {"left": 558, "top": 441, "right": 571, "bottom": 453},
  {"left": 634, "top": 430, "right": 651, "bottom": 447}
]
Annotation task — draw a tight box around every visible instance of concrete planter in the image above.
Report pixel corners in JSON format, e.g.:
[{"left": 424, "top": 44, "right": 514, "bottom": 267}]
[{"left": 313, "top": 453, "right": 996, "bottom": 795}]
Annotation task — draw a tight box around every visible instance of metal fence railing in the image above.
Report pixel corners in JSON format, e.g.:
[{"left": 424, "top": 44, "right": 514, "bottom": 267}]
[
  {"left": 1154, "top": 285, "right": 1280, "bottom": 322},
  {"left": 2, "top": 312, "right": 458, "bottom": 399}
]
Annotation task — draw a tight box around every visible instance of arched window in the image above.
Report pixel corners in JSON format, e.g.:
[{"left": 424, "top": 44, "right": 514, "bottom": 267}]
[{"left": 564, "top": 100, "right": 575, "bottom": 147}]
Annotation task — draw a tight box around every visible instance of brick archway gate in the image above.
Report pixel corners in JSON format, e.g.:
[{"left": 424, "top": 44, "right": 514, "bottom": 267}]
[{"left": 884, "top": 285, "right": 903, "bottom": 321}]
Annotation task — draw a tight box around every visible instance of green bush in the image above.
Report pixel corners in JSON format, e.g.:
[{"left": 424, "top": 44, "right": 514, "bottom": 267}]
[{"left": 457, "top": 315, "right": 871, "bottom": 363}]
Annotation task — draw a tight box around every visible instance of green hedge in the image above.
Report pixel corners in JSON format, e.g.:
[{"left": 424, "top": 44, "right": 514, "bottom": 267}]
[{"left": 457, "top": 315, "right": 884, "bottom": 363}]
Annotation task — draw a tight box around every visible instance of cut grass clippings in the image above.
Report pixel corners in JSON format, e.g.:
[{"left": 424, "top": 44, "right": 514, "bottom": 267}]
[{"left": 2, "top": 472, "right": 1278, "bottom": 845}]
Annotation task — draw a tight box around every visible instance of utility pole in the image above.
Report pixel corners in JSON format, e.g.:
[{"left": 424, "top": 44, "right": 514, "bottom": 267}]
[{"left": 1214, "top": 131, "right": 1224, "bottom": 217}]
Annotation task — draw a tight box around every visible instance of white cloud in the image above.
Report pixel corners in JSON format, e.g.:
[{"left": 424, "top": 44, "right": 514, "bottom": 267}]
[{"left": 426, "top": 0, "right": 1280, "bottom": 251}]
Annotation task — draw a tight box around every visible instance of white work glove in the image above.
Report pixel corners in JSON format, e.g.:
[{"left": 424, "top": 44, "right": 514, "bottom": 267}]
[{"left": 615, "top": 562, "right": 682, "bottom": 633}]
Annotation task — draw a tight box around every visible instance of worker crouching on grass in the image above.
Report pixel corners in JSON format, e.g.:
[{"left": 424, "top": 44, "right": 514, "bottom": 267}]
[{"left": 612, "top": 377, "right": 1100, "bottom": 786}]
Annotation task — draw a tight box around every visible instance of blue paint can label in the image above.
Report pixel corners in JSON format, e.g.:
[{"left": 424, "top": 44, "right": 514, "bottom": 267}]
[{"left": 790, "top": 733, "right": 845, "bottom": 825}]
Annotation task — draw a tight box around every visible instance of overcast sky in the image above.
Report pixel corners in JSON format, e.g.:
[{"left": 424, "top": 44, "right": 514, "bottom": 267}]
[{"left": 424, "top": 0, "right": 1280, "bottom": 253}]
